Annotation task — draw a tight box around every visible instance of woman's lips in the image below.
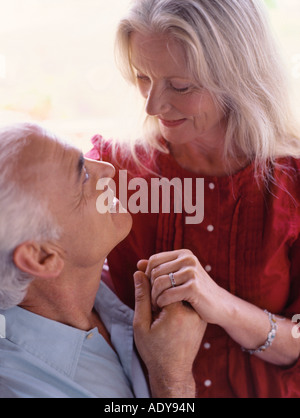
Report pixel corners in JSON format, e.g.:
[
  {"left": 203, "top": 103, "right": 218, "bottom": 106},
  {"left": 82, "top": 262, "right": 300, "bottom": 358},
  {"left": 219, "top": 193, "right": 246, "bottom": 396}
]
[{"left": 159, "top": 118, "right": 187, "bottom": 128}]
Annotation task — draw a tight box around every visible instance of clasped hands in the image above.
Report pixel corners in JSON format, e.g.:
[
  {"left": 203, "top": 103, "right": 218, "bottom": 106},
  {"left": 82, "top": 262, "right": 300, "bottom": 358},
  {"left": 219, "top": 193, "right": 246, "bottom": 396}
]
[{"left": 133, "top": 249, "right": 222, "bottom": 397}]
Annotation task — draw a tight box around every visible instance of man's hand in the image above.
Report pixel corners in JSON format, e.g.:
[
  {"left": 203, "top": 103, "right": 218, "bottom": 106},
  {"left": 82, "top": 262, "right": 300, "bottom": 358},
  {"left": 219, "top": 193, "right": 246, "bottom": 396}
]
[{"left": 133, "top": 271, "right": 207, "bottom": 398}]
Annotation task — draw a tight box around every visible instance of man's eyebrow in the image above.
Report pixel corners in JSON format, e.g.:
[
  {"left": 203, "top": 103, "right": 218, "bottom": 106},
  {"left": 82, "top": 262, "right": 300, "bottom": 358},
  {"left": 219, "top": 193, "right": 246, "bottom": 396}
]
[{"left": 77, "top": 153, "right": 85, "bottom": 182}]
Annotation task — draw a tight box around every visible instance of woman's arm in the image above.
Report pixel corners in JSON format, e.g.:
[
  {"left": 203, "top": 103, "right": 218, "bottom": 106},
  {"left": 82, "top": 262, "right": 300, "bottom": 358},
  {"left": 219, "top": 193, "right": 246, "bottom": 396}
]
[
  {"left": 138, "top": 250, "right": 300, "bottom": 367},
  {"left": 211, "top": 288, "right": 300, "bottom": 366}
]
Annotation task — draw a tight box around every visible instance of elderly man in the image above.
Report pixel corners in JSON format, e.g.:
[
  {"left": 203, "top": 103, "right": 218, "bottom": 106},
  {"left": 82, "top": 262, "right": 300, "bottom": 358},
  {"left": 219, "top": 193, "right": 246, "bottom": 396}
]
[{"left": 0, "top": 123, "right": 206, "bottom": 398}]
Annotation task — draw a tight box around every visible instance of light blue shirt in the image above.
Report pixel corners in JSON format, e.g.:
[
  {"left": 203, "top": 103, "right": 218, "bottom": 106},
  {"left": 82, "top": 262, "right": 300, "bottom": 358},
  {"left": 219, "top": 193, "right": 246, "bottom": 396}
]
[{"left": 0, "top": 282, "right": 150, "bottom": 398}]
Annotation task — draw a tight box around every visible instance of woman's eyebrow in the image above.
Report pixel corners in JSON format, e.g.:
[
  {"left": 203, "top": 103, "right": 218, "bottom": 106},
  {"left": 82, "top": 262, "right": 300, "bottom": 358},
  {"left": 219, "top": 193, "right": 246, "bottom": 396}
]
[{"left": 132, "top": 64, "right": 191, "bottom": 81}]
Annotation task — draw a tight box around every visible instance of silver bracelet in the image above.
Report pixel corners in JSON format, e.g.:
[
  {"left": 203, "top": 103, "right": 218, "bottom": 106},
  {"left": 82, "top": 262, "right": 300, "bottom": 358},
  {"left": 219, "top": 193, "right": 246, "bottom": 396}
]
[{"left": 241, "top": 310, "right": 278, "bottom": 355}]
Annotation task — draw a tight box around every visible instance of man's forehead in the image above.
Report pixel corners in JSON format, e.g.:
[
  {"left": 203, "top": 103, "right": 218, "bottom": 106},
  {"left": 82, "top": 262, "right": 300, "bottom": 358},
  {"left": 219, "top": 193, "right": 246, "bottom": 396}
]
[
  {"left": 16, "top": 132, "right": 80, "bottom": 188},
  {"left": 7, "top": 129, "right": 82, "bottom": 211},
  {"left": 20, "top": 132, "right": 76, "bottom": 165}
]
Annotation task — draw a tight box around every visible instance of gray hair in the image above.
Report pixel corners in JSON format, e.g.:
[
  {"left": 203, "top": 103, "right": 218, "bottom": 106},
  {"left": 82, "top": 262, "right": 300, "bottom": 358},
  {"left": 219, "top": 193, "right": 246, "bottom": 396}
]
[
  {"left": 0, "top": 123, "right": 61, "bottom": 310},
  {"left": 115, "top": 0, "right": 300, "bottom": 179}
]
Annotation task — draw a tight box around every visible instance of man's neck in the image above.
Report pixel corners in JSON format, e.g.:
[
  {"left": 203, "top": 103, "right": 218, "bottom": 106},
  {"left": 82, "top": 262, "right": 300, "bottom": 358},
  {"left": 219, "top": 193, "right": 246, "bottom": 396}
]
[{"left": 19, "top": 262, "right": 105, "bottom": 332}]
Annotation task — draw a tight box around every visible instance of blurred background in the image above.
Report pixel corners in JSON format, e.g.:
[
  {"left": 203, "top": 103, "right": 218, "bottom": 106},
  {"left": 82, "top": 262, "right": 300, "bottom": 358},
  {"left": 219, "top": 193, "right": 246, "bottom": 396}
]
[{"left": 0, "top": 0, "right": 299, "bottom": 153}]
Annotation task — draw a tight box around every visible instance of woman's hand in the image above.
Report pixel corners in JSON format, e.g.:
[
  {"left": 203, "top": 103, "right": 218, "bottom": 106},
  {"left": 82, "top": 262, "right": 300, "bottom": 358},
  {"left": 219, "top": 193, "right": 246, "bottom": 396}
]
[
  {"left": 137, "top": 249, "right": 229, "bottom": 325},
  {"left": 133, "top": 270, "right": 207, "bottom": 398},
  {"left": 138, "top": 250, "right": 300, "bottom": 367}
]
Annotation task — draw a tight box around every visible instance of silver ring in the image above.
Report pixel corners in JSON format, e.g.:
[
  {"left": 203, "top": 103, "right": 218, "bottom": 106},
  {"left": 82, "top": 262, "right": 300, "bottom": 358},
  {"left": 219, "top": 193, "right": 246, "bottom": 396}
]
[{"left": 169, "top": 272, "right": 176, "bottom": 288}]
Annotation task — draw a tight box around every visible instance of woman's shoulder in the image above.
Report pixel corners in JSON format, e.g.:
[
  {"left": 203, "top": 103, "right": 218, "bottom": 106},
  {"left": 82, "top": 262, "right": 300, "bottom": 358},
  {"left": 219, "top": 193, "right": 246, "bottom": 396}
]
[
  {"left": 85, "top": 135, "right": 115, "bottom": 161},
  {"left": 281, "top": 155, "right": 300, "bottom": 168},
  {"left": 274, "top": 156, "right": 300, "bottom": 183},
  {"left": 272, "top": 157, "right": 300, "bottom": 215},
  {"left": 86, "top": 135, "right": 137, "bottom": 168},
  {"left": 85, "top": 134, "right": 167, "bottom": 175}
]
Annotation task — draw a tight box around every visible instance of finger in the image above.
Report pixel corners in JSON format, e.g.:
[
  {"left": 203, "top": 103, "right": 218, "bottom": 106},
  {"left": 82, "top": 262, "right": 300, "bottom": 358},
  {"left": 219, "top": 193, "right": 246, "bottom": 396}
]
[
  {"left": 133, "top": 271, "right": 152, "bottom": 332},
  {"left": 151, "top": 267, "right": 195, "bottom": 305},
  {"left": 156, "top": 288, "right": 188, "bottom": 310},
  {"left": 155, "top": 280, "right": 200, "bottom": 313},
  {"left": 149, "top": 260, "right": 189, "bottom": 285},
  {"left": 151, "top": 275, "right": 173, "bottom": 307},
  {"left": 137, "top": 259, "right": 148, "bottom": 273},
  {"left": 144, "top": 250, "right": 181, "bottom": 278}
]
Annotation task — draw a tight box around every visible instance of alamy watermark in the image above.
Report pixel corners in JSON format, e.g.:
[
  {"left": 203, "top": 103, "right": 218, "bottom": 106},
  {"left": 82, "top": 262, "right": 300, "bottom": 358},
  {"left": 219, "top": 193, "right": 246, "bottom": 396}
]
[{"left": 96, "top": 170, "right": 204, "bottom": 225}]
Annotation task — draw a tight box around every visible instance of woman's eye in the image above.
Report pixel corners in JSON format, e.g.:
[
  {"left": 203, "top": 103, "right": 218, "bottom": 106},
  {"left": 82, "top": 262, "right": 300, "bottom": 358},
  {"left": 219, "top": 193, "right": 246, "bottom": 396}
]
[
  {"left": 173, "top": 87, "right": 189, "bottom": 93},
  {"left": 170, "top": 83, "right": 191, "bottom": 93},
  {"left": 136, "top": 73, "right": 191, "bottom": 93}
]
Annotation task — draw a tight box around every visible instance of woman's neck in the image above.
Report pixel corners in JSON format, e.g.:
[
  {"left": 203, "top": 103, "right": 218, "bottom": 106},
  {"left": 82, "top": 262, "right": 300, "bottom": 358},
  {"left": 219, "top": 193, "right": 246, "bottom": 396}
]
[{"left": 169, "top": 140, "right": 248, "bottom": 177}]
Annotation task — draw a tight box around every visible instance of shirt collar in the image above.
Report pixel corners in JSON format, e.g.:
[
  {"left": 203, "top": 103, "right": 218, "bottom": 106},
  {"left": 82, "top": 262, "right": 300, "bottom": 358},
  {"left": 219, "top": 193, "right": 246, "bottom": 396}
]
[
  {"left": 0, "top": 282, "right": 133, "bottom": 379},
  {"left": 0, "top": 304, "right": 89, "bottom": 377}
]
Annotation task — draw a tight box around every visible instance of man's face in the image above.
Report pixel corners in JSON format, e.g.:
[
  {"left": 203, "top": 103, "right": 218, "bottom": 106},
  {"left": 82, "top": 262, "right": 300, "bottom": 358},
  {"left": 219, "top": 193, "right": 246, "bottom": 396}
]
[{"left": 20, "top": 133, "right": 132, "bottom": 270}]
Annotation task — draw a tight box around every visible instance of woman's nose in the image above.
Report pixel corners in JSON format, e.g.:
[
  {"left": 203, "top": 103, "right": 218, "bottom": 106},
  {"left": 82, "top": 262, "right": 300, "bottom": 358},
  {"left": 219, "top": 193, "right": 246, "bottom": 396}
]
[
  {"left": 85, "top": 158, "right": 116, "bottom": 179},
  {"left": 145, "top": 86, "right": 171, "bottom": 116}
]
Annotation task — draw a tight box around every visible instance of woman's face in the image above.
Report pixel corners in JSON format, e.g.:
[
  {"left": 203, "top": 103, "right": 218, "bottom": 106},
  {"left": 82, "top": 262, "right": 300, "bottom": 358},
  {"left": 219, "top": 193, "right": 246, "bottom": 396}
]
[{"left": 130, "top": 32, "right": 226, "bottom": 146}]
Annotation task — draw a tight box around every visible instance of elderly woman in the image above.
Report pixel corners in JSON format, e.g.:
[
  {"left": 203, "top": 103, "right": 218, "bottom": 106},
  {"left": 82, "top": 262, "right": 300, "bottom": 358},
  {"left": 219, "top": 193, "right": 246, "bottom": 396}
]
[{"left": 87, "top": 0, "right": 300, "bottom": 397}]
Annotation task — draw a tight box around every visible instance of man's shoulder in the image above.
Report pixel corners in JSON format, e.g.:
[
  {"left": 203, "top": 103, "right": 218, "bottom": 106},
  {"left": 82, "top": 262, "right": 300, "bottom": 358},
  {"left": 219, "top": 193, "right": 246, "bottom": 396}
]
[{"left": 0, "top": 382, "right": 18, "bottom": 399}]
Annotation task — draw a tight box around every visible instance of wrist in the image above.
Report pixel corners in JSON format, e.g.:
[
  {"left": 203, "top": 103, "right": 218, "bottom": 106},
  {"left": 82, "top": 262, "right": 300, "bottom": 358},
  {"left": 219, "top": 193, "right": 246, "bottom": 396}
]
[
  {"left": 149, "top": 371, "right": 196, "bottom": 398},
  {"left": 209, "top": 286, "right": 235, "bottom": 327}
]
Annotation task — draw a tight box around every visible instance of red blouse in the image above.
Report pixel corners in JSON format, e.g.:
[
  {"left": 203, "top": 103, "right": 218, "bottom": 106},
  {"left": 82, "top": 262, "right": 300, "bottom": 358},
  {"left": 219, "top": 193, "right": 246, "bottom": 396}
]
[{"left": 86, "top": 135, "right": 300, "bottom": 398}]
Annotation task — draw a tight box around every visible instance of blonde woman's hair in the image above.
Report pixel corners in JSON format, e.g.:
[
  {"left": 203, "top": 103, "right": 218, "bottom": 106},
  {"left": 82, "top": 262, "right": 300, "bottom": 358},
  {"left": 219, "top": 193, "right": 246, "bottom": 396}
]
[{"left": 115, "top": 0, "right": 300, "bottom": 179}]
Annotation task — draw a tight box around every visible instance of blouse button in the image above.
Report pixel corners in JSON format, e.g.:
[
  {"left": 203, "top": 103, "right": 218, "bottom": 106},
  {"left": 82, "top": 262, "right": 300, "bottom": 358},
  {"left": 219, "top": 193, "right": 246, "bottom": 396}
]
[
  {"left": 204, "top": 379, "right": 212, "bottom": 388},
  {"left": 207, "top": 225, "right": 214, "bottom": 232},
  {"left": 209, "top": 183, "right": 215, "bottom": 190},
  {"left": 203, "top": 342, "right": 211, "bottom": 350},
  {"left": 87, "top": 332, "right": 94, "bottom": 340},
  {"left": 205, "top": 265, "right": 212, "bottom": 273}
]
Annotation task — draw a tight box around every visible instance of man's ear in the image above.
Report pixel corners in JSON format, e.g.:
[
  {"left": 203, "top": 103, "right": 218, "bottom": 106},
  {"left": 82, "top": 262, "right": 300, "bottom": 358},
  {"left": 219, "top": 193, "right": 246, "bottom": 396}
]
[{"left": 13, "top": 241, "right": 64, "bottom": 279}]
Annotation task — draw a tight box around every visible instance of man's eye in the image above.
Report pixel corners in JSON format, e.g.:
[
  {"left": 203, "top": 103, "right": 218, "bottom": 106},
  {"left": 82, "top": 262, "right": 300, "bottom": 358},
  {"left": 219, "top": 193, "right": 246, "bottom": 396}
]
[{"left": 136, "top": 74, "right": 150, "bottom": 82}]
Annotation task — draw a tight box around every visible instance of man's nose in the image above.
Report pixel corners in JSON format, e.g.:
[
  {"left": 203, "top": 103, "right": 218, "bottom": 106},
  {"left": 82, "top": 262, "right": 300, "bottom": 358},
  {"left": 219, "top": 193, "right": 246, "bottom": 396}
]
[
  {"left": 145, "top": 85, "right": 171, "bottom": 116},
  {"left": 85, "top": 158, "right": 116, "bottom": 179}
]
